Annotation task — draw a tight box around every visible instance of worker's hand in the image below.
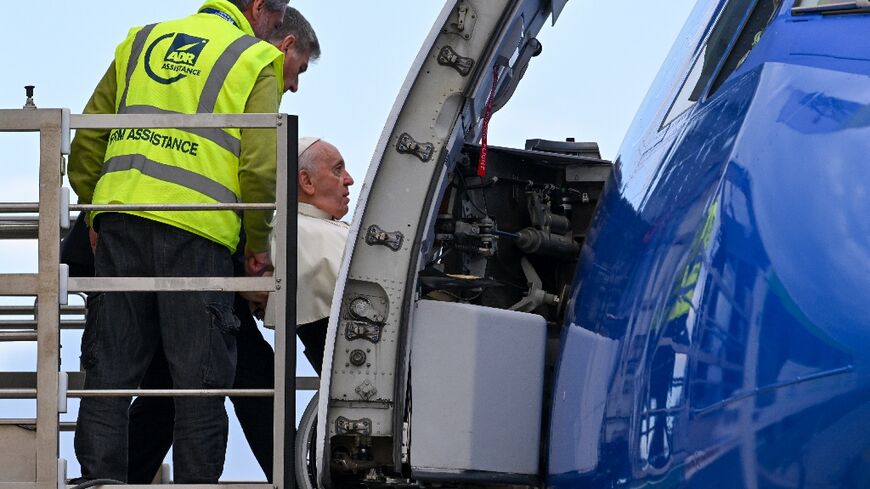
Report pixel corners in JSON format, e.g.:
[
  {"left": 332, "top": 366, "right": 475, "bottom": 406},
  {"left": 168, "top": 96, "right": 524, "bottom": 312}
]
[
  {"left": 88, "top": 227, "right": 98, "bottom": 255},
  {"left": 239, "top": 267, "right": 271, "bottom": 317},
  {"left": 244, "top": 251, "right": 273, "bottom": 277},
  {"left": 242, "top": 251, "right": 273, "bottom": 320}
]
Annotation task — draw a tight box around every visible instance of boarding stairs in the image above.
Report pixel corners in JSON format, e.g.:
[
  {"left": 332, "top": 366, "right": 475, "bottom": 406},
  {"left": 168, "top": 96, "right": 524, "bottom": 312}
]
[{"left": 0, "top": 96, "right": 307, "bottom": 488}]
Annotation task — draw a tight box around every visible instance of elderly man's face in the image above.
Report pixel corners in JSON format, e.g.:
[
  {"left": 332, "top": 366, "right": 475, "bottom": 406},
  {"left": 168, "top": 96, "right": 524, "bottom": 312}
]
[{"left": 306, "top": 143, "right": 354, "bottom": 219}]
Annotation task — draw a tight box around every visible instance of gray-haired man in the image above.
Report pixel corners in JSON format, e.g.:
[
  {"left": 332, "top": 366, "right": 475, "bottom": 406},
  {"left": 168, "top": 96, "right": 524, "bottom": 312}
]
[
  {"left": 70, "top": 0, "right": 290, "bottom": 483},
  {"left": 124, "top": 5, "right": 321, "bottom": 484}
]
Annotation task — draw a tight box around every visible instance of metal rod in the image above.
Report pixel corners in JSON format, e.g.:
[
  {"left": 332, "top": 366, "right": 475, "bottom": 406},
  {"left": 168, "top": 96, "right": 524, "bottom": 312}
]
[
  {"left": 70, "top": 203, "right": 276, "bottom": 212},
  {"left": 0, "top": 420, "right": 75, "bottom": 432},
  {"left": 0, "top": 389, "right": 36, "bottom": 398},
  {"left": 46, "top": 484, "right": 274, "bottom": 489},
  {"left": 283, "top": 114, "right": 299, "bottom": 489},
  {"left": 0, "top": 484, "right": 274, "bottom": 489},
  {"left": 70, "top": 112, "right": 282, "bottom": 129},
  {"left": 0, "top": 203, "right": 38, "bottom": 213},
  {"left": 0, "top": 376, "right": 318, "bottom": 394},
  {"left": 0, "top": 332, "right": 38, "bottom": 342},
  {"left": 0, "top": 215, "right": 42, "bottom": 221},
  {"left": 0, "top": 203, "right": 277, "bottom": 213},
  {"left": 68, "top": 276, "right": 275, "bottom": 293},
  {"left": 68, "top": 389, "right": 275, "bottom": 398},
  {"left": 0, "top": 305, "right": 84, "bottom": 315},
  {"left": 0, "top": 275, "right": 39, "bottom": 296},
  {"left": 0, "top": 222, "right": 38, "bottom": 229},
  {"left": 0, "top": 108, "right": 66, "bottom": 132},
  {"left": 0, "top": 222, "right": 39, "bottom": 239},
  {"left": 0, "top": 320, "right": 85, "bottom": 330}
]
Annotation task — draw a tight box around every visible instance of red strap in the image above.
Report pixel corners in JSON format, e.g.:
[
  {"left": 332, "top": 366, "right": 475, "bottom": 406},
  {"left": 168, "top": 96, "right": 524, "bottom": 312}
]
[{"left": 477, "top": 65, "right": 501, "bottom": 178}]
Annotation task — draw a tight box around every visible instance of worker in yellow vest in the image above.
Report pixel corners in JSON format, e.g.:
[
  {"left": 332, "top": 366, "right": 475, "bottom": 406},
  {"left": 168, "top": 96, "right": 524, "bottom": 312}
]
[
  {"left": 122, "top": 8, "right": 322, "bottom": 483},
  {"left": 68, "top": 0, "right": 287, "bottom": 483}
]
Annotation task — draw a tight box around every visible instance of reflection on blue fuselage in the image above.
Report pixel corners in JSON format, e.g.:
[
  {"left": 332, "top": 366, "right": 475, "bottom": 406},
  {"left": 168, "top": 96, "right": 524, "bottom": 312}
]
[{"left": 548, "top": 4, "right": 870, "bottom": 488}]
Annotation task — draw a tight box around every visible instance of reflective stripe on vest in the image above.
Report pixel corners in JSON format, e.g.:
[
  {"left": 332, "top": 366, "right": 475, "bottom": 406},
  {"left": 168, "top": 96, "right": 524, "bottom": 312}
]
[
  {"left": 116, "top": 28, "right": 259, "bottom": 157},
  {"left": 118, "top": 23, "right": 157, "bottom": 114},
  {"left": 119, "top": 28, "right": 259, "bottom": 116},
  {"left": 102, "top": 154, "right": 239, "bottom": 205},
  {"left": 96, "top": 9, "right": 282, "bottom": 251},
  {"left": 197, "top": 35, "right": 260, "bottom": 113}
]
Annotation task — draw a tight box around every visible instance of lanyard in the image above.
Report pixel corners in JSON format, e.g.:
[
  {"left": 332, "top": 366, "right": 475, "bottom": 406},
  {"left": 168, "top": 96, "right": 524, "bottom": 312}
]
[{"left": 201, "top": 7, "right": 237, "bottom": 28}]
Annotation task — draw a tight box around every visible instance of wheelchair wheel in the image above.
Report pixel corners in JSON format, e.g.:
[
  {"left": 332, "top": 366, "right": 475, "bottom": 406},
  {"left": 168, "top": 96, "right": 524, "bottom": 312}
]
[{"left": 295, "top": 392, "right": 318, "bottom": 489}]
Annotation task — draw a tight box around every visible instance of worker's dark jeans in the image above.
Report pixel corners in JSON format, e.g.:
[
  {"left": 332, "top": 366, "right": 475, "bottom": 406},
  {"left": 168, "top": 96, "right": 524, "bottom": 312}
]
[
  {"left": 126, "top": 310, "right": 329, "bottom": 483},
  {"left": 127, "top": 295, "right": 276, "bottom": 483},
  {"left": 74, "top": 213, "right": 237, "bottom": 484}
]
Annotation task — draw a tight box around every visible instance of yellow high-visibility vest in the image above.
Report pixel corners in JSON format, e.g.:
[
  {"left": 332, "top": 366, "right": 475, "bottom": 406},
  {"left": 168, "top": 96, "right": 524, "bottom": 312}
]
[{"left": 93, "top": 0, "right": 283, "bottom": 250}]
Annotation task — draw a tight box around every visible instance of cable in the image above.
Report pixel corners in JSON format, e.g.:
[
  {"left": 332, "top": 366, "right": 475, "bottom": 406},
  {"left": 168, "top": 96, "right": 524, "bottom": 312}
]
[
  {"left": 494, "top": 229, "right": 519, "bottom": 240},
  {"left": 477, "top": 64, "right": 502, "bottom": 178}
]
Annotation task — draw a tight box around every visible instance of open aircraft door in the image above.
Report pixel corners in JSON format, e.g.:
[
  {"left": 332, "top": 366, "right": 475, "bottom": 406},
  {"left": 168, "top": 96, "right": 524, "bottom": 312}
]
[{"left": 303, "top": 1, "right": 613, "bottom": 487}]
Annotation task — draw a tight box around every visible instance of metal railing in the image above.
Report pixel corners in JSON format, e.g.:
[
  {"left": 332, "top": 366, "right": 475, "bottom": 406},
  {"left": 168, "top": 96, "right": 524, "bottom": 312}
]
[{"left": 0, "top": 108, "right": 302, "bottom": 488}]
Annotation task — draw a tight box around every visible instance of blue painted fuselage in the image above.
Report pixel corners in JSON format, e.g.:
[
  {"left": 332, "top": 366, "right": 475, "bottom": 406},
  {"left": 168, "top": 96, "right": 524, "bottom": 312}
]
[{"left": 548, "top": 2, "right": 870, "bottom": 487}]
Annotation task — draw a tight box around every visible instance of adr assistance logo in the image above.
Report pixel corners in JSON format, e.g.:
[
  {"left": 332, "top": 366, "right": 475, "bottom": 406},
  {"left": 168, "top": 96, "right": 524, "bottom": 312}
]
[{"left": 145, "top": 32, "right": 209, "bottom": 84}]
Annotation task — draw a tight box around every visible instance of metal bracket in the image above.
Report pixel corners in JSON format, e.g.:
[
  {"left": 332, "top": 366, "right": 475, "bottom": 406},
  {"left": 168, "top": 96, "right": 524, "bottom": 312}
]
[
  {"left": 510, "top": 257, "right": 559, "bottom": 312},
  {"left": 442, "top": 0, "right": 477, "bottom": 39},
  {"left": 57, "top": 458, "right": 67, "bottom": 489},
  {"left": 396, "top": 133, "right": 434, "bottom": 162},
  {"left": 365, "top": 224, "right": 404, "bottom": 251},
  {"left": 349, "top": 296, "right": 384, "bottom": 323},
  {"left": 492, "top": 38, "right": 543, "bottom": 113},
  {"left": 59, "top": 264, "right": 69, "bottom": 306},
  {"left": 58, "top": 372, "right": 68, "bottom": 413},
  {"left": 336, "top": 416, "right": 373, "bottom": 435},
  {"left": 61, "top": 108, "right": 71, "bottom": 155},
  {"left": 437, "top": 46, "right": 475, "bottom": 76},
  {"left": 355, "top": 379, "right": 378, "bottom": 400},
  {"left": 60, "top": 187, "right": 70, "bottom": 229},
  {"left": 345, "top": 321, "right": 383, "bottom": 343}
]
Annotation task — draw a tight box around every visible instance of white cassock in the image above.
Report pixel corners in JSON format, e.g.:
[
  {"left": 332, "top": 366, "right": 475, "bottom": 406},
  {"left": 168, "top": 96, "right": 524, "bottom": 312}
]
[{"left": 264, "top": 202, "right": 349, "bottom": 327}]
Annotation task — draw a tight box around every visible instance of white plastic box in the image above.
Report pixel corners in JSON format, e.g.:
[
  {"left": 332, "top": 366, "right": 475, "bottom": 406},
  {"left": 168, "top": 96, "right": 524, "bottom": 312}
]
[{"left": 409, "top": 299, "right": 546, "bottom": 481}]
